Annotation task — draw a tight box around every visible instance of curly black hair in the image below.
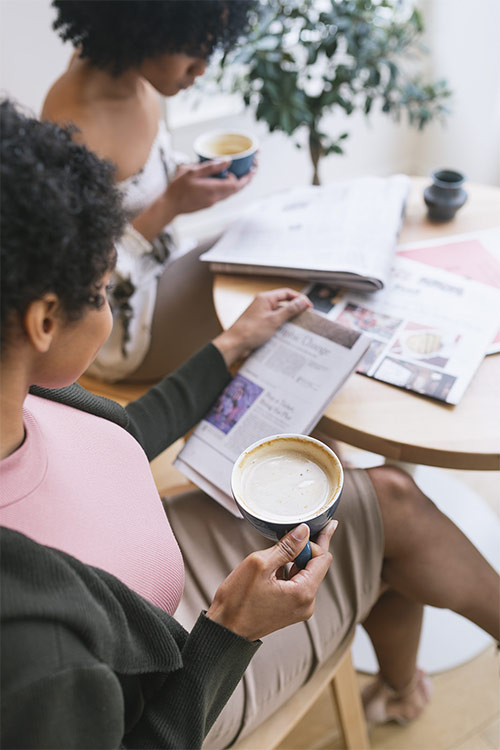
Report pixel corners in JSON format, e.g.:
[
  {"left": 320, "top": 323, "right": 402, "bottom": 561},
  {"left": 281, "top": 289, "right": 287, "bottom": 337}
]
[
  {"left": 52, "top": 0, "right": 257, "bottom": 75},
  {"left": 0, "top": 99, "right": 126, "bottom": 350}
]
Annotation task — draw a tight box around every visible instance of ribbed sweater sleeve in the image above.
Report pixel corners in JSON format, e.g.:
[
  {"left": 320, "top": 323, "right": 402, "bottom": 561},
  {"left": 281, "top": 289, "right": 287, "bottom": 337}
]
[
  {"left": 125, "top": 343, "right": 231, "bottom": 460},
  {"left": 124, "top": 615, "right": 258, "bottom": 749},
  {"left": 1, "top": 528, "right": 259, "bottom": 750}
]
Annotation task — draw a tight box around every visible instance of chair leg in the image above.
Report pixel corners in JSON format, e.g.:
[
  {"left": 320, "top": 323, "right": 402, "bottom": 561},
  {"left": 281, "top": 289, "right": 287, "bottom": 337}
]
[{"left": 330, "top": 649, "right": 370, "bottom": 749}]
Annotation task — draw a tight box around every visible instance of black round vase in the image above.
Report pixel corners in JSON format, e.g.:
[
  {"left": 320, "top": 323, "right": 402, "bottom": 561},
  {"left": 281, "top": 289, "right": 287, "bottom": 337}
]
[{"left": 424, "top": 169, "right": 467, "bottom": 221}]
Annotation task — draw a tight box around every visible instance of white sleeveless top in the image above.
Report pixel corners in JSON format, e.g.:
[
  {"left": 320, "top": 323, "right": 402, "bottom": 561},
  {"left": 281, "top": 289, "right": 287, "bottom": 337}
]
[{"left": 87, "top": 120, "right": 187, "bottom": 382}]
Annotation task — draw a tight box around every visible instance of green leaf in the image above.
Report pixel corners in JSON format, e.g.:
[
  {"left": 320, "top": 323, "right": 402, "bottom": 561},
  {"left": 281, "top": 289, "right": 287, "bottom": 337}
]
[{"left": 205, "top": 0, "right": 451, "bottom": 172}]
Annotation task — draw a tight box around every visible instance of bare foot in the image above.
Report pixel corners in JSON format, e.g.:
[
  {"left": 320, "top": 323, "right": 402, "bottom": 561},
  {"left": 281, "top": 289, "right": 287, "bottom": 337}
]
[{"left": 362, "top": 669, "right": 433, "bottom": 725}]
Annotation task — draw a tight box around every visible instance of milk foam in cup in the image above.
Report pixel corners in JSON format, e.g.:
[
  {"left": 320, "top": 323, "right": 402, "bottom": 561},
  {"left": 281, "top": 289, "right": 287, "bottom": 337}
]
[
  {"left": 231, "top": 434, "right": 343, "bottom": 568},
  {"left": 194, "top": 130, "right": 258, "bottom": 178}
]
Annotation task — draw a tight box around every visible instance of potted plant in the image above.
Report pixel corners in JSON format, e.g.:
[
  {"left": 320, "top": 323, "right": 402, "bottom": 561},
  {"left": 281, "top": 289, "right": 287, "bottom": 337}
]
[{"left": 213, "top": 0, "right": 451, "bottom": 184}]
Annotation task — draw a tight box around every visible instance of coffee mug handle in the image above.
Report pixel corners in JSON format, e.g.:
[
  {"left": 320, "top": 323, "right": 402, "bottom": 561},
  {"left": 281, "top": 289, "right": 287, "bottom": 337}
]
[{"left": 294, "top": 540, "right": 312, "bottom": 569}]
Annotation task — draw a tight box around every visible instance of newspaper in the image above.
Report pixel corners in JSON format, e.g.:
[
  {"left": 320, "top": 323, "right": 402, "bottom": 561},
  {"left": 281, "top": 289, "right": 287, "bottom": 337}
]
[
  {"left": 305, "top": 255, "right": 500, "bottom": 405},
  {"left": 396, "top": 227, "right": 500, "bottom": 355},
  {"left": 174, "top": 310, "right": 369, "bottom": 515},
  {"left": 201, "top": 175, "right": 410, "bottom": 292}
]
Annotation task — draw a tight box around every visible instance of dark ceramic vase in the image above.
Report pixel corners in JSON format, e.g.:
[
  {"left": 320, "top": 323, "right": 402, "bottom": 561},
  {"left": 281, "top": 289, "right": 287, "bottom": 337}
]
[{"left": 424, "top": 169, "right": 468, "bottom": 221}]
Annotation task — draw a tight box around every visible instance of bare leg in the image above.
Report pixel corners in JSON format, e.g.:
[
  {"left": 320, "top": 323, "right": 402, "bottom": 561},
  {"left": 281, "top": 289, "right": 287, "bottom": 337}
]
[
  {"left": 362, "top": 589, "right": 424, "bottom": 690},
  {"left": 368, "top": 466, "right": 500, "bottom": 641},
  {"left": 359, "top": 465, "right": 499, "bottom": 723}
]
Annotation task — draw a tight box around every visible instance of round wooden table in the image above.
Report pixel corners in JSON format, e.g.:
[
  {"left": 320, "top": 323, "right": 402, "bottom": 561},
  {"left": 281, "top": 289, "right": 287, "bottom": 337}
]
[
  {"left": 213, "top": 178, "right": 500, "bottom": 471},
  {"left": 213, "top": 178, "right": 500, "bottom": 671}
]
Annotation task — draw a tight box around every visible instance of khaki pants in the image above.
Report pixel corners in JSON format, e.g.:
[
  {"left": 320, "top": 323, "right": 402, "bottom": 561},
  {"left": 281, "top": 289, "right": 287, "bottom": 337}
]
[{"left": 164, "top": 468, "right": 384, "bottom": 748}]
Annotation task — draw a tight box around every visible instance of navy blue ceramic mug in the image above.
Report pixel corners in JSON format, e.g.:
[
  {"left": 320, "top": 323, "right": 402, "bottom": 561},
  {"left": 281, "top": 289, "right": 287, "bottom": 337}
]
[
  {"left": 231, "top": 434, "right": 343, "bottom": 569},
  {"left": 194, "top": 130, "right": 258, "bottom": 178}
]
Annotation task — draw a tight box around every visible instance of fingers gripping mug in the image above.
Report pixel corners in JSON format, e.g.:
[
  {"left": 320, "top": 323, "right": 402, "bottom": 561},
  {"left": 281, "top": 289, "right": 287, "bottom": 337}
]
[
  {"left": 231, "top": 434, "right": 344, "bottom": 568},
  {"left": 194, "top": 130, "right": 258, "bottom": 178}
]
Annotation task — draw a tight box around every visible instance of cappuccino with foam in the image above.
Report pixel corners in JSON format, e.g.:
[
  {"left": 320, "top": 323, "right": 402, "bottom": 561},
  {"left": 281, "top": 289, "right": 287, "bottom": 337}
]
[{"left": 233, "top": 436, "right": 342, "bottom": 523}]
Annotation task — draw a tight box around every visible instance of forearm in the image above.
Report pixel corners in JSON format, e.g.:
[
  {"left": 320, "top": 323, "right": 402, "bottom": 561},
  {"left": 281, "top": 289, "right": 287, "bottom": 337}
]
[{"left": 131, "top": 193, "right": 178, "bottom": 243}]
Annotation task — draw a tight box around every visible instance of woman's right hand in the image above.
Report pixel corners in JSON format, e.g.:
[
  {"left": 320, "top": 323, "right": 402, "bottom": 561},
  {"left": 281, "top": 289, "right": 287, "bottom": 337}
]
[
  {"left": 131, "top": 160, "right": 256, "bottom": 242},
  {"left": 213, "top": 288, "right": 312, "bottom": 367},
  {"left": 166, "top": 160, "right": 256, "bottom": 215},
  {"left": 206, "top": 521, "right": 338, "bottom": 641}
]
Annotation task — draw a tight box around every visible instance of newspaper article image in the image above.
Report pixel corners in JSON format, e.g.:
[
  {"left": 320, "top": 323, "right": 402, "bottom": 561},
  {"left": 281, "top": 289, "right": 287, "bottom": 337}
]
[
  {"left": 373, "top": 357, "right": 457, "bottom": 401},
  {"left": 389, "top": 322, "right": 461, "bottom": 369},
  {"left": 204, "top": 374, "right": 263, "bottom": 435},
  {"left": 307, "top": 283, "right": 342, "bottom": 314},
  {"left": 335, "top": 302, "right": 402, "bottom": 340}
]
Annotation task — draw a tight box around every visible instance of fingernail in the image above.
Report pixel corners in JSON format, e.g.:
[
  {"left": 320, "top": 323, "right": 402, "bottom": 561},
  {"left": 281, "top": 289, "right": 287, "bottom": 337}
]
[
  {"left": 328, "top": 520, "right": 339, "bottom": 533},
  {"left": 291, "top": 523, "right": 309, "bottom": 541}
]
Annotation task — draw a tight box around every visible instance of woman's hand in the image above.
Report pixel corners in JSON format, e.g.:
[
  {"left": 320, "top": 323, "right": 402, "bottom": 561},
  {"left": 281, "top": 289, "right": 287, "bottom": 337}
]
[
  {"left": 132, "top": 160, "right": 256, "bottom": 242},
  {"left": 213, "top": 288, "right": 313, "bottom": 367},
  {"left": 206, "top": 521, "right": 338, "bottom": 641},
  {"left": 167, "top": 160, "right": 256, "bottom": 216}
]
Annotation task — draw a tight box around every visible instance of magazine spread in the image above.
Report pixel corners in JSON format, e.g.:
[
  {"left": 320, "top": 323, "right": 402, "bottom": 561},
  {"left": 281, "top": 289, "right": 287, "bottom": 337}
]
[
  {"left": 305, "top": 254, "right": 500, "bottom": 404},
  {"left": 396, "top": 226, "right": 500, "bottom": 355},
  {"left": 200, "top": 175, "right": 410, "bottom": 292},
  {"left": 174, "top": 310, "right": 369, "bottom": 515}
]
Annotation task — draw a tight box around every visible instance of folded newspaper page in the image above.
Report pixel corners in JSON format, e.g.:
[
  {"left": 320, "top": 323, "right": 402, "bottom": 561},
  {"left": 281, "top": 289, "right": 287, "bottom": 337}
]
[
  {"left": 305, "top": 252, "right": 500, "bottom": 404},
  {"left": 174, "top": 310, "right": 369, "bottom": 515},
  {"left": 201, "top": 175, "right": 410, "bottom": 292},
  {"left": 396, "top": 226, "right": 500, "bottom": 355}
]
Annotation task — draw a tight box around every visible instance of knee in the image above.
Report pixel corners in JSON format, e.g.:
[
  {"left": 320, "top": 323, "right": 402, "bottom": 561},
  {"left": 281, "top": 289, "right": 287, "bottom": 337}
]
[{"left": 367, "top": 465, "right": 431, "bottom": 521}]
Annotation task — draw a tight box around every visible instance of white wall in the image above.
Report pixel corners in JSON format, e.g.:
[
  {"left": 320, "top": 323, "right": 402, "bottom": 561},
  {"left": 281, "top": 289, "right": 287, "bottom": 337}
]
[
  {"left": 1, "top": 0, "right": 498, "bottom": 238},
  {"left": 417, "top": 0, "right": 500, "bottom": 187},
  {"left": 0, "top": 0, "right": 68, "bottom": 117}
]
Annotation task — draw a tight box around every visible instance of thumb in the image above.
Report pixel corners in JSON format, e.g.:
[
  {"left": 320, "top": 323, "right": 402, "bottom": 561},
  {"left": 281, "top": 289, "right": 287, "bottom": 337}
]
[
  {"left": 269, "top": 524, "right": 310, "bottom": 568},
  {"left": 275, "top": 295, "right": 311, "bottom": 325}
]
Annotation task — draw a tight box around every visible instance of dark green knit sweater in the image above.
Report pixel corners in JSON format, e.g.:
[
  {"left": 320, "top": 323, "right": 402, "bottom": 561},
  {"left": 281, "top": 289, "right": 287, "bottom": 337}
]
[
  {"left": 2, "top": 343, "right": 259, "bottom": 748},
  {"left": 1, "top": 528, "right": 259, "bottom": 749}
]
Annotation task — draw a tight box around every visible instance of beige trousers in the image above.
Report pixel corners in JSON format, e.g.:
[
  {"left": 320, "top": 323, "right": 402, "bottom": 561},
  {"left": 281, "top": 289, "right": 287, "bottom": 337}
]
[{"left": 164, "top": 468, "right": 384, "bottom": 748}]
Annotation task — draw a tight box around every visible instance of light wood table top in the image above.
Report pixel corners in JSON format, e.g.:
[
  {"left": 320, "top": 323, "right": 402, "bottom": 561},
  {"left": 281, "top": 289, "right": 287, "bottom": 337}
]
[{"left": 213, "top": 178, "right": 500, "bottom": 471}]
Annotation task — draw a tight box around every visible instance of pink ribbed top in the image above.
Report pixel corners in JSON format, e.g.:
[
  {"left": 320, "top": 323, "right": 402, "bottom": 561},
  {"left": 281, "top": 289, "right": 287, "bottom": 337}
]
[{"left": 0, "top": 395, "right": 184, "bottom": 615}]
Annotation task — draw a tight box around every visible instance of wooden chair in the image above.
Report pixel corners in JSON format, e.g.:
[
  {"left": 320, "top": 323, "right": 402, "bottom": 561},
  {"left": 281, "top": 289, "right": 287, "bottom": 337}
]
[
  {"left": 77, "top": 373, "right": 150, "bottom": 407},
  {"left": 232, "top": 641, "right": 370, "bottom": 750}
]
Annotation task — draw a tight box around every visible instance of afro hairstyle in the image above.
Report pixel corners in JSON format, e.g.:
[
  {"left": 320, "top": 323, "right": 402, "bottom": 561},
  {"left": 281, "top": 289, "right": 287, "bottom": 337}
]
[
  {"left": 0, "top": 99, "right": 126, "bottom": 349},
  {"left": 52, "top": 0, "right": 257, "bottom": 75}
]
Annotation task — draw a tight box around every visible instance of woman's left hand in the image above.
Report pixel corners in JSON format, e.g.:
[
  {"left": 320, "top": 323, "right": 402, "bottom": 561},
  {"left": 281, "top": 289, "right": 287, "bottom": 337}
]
[{"left": 213, "top": 288, "right": 312, "bottom": 367}]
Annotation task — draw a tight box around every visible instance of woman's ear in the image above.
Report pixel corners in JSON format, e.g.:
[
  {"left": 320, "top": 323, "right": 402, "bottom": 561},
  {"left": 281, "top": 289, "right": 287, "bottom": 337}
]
[{"left": 23, "top": 294, "right": 61, "bottom": 353}]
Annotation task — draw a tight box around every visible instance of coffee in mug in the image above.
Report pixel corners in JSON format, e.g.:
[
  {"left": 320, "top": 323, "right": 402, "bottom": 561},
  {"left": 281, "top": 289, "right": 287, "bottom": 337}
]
[
  {"left": 193, "top": 129, "right": 258, "bottom": 178},
  {"left": 201, "top": 133, "right": 253, "bottom": 157},
  {"left": 231, "top": 434, "right": 343, "bottom": 568}
]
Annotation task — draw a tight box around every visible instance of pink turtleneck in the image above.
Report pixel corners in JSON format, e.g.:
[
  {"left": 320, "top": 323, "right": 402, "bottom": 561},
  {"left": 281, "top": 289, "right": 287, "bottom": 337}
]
[{"left": 0, "top": 394, "right": 184, "bottom": 615}]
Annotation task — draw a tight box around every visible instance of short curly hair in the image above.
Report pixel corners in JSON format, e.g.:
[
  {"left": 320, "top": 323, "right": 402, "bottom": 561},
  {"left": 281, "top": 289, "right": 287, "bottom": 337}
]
[
  {"left": 0, "top": 100, "right": 126, "bottom": 351},
  {"left": 52, "top": 0, "right": 257, "bottom": 75}
]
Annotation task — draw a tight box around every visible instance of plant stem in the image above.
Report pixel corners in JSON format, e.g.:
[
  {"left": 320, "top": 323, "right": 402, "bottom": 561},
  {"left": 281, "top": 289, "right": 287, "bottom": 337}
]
[{"left": 308, "top": 127, "right": 322, "bottom": 186}]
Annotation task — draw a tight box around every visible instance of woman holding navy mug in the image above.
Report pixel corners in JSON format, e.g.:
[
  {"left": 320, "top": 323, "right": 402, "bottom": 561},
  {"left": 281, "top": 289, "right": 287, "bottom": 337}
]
[{"left": 42, "top": 0, "right": 258, "bottom": 383}]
